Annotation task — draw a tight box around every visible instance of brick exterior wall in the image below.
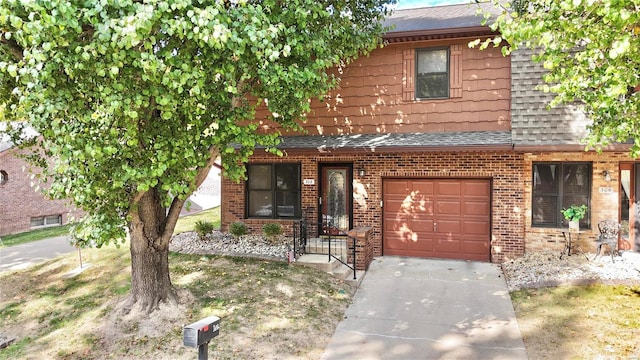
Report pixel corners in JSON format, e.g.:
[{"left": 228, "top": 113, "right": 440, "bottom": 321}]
[
  {"left": 221, "top": 150, "right": 526, "bottom": 263},
  {"left": 523, "top": 151, "right": 636, "bottom": 253},
  {"left": 0, "top": 147, "right": 82, "bottom": 236}
]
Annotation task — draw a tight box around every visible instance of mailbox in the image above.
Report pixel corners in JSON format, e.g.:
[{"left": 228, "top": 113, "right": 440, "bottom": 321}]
[{"left": 183, "top": 316, "right": 220, "bottom": 348}]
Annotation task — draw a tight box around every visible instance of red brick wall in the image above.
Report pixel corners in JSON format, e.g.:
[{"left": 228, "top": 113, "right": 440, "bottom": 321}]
[
  {"left": 523, "top": 151, "right": 637, "bottom": 253},
  {"left": 0, "top": 147, "right": 82, "bottom": 236},
  {"left": 222, "top": 150, "right": 525, "bottom": 263}
]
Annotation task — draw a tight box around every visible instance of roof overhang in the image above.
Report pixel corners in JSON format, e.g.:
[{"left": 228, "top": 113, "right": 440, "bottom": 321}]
[{"left": 383, "top": 27, "right": 497, "bottom": 43}]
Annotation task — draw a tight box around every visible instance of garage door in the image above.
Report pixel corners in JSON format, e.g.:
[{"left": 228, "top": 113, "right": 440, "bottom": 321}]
[{"left": 383, "top": 179, "right": 491, "bottom": 261}]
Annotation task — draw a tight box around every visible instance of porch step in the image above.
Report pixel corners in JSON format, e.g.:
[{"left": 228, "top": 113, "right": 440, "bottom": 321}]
[
  {"left": 304, "top": 237, "right": 348, "bottom": 261},
  {"left": 295, "top": 254, "right": 365, "bottom": 287}
]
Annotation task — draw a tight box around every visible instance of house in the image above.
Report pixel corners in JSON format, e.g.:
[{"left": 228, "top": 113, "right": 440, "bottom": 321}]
[
  {"left": 0, "top": 140, "right": 82, "bottom": 237},
  {"left": 220, "top": 3, "right": 637, "bottom": 266}
]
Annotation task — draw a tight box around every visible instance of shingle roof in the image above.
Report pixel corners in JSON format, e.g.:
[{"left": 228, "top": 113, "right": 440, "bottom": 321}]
[
  {"left": 383, "top": 2, "right": 500, "bottom": 34},
  {"left": 271, "top": 131, "right": 512, "bottom": 153}
]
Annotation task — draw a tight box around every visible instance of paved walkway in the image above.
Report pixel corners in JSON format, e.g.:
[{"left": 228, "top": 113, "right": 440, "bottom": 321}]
[
  {"left": 321, "top": 256, "right": 527, "bottom": 360},
  {"left": 0, "top": 236, "right": 77, "bottom": 272}
]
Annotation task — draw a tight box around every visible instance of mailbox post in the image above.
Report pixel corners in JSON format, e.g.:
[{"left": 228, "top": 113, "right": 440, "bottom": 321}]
[{"left": 183, "top": 316, "right": 220, "bottom": 360}]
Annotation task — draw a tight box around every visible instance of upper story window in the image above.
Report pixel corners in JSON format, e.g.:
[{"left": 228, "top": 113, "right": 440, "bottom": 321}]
[
  {"left": 416, "top": 48, "right": 449, "bottom": 99},
  {"left": 402, "top": 44, "right": 462, "bottom": 101},
  {"left": 532, "top": 162, "right": 591, "bottom": 229},
  {"left": 0, "top": 170, "right": 7, "bottom": 185},
  {"left": 246, "top": 163, "right": 301, "bottom": 219}
]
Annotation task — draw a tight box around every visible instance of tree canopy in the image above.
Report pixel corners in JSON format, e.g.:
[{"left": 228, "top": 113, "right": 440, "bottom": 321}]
[
  {"left": 0, "top": 0, "right": 393, "bottom": 313},
  {"left": 476, "top": 0, "right": 640, "bottom": 155}
]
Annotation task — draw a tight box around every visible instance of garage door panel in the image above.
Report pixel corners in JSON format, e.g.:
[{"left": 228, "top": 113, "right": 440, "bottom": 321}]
[
  {"left": 410, "top": 180, "right": 434, "bottom": 195},
  {"left": 464, "top": 240, "right": 489, "bottom": 252},
  {"left": 384, "top": 178, "right": 490, "bottom": 261},
  {"left": 462, "top": 220, "right": 490, "bottom": 235},
  {"left": 436, "top": 181, "right": 462, "bottom": 196},
  {"left": 463, "top": 201, "right": 490, "bottom": 216},
  {"left": 436, "top": 200, "right": 461, "bottom": 216}
]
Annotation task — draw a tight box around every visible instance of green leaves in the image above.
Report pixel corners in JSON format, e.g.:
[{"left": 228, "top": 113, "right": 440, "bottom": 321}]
[
  {"left": 0, "top": 0, "right": 393, "bottom": 246},
  {"left": 479, "top": 0, "right": 640, "bottom": 156}
]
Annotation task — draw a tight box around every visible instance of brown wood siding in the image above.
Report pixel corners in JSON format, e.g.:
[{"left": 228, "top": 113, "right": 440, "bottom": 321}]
[{"left": 300, "top": 39, "right": 510, "bottom": 135}]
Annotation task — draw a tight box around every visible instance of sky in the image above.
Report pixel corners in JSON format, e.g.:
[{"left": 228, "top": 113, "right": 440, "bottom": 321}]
[{"left": 396, "top": 0, "right": 470, "bottom": 9}]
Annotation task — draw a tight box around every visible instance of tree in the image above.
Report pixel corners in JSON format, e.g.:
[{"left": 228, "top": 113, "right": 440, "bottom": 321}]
[
  {"left": 475, "top": 0, "right": 640, "bottom": 155},
  {"left": 0, "top": 0, "right": 393, "bottom": 314}
]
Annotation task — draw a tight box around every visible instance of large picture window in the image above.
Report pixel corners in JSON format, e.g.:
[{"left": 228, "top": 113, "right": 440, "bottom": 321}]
[
  {"left": 532, "top": 162, "right": 591, "bottom": 228},
  {"left": 246, "top": 163, "right": 301, "bottom": 218},
  {"left": 416, "top": 47, "right": 449, "bottom": 99}
]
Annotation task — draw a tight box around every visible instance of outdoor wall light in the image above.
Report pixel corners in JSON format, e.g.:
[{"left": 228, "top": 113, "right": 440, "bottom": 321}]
[
  {"left": 603, "top": 170, "right": 612, "bottom": 182},
  {"left": 358, "top": 168, "right": 366, "bottom": 177}
]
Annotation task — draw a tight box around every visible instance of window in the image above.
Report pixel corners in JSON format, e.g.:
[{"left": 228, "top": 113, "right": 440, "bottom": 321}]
[
  {"left": 416, "top": 48, "right": 449, "bottom": 99},
  {"left": 30, "top": 214, "right": 62, "bottom": 228},
  {"left": 532, "top": 163, "right": 591, "bottom": 228},
  {"left": 246, "top": 163, "right": 301, "bottom": 218},
  {"left": 0, "top": 170, "right": 7, "bottom": 185}
]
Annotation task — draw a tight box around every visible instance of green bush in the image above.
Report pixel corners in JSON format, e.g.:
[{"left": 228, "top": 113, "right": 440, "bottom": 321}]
[
  {"left": 194, "top": 221, "right": 216, "bottom": 240},
  {"left": 263, "top": 223, "right": 283, "bottom": 244},
  {"left": 229, "top": 222, "right": 248, "bottom": 238}
]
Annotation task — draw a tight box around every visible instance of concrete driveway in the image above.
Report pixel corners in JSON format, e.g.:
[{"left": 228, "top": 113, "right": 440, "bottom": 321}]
[
  {"left": 321, "top": 256, "right": 527, "bottom": 360},
  {"left": 0, "top": 236, "right": 77, "bottom": 272}
]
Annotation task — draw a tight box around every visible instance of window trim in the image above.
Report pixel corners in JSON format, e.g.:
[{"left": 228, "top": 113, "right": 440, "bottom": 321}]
[
  {"left": 245, "top": 163, "right": 302, "bottom": 219},
  {"left": 415, "top": 47, "right": 450, "bottom": 100},
  {"left": 30, "top": 214, "right": 62, "bottom": 229},
  {"left": 531, "top": 162, "right": 592, "bottom": 229}
]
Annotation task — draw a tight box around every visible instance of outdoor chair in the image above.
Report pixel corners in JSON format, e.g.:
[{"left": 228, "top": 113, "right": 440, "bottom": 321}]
[{"left": 595, "top": 219, "right": 620, "bottom": 261}]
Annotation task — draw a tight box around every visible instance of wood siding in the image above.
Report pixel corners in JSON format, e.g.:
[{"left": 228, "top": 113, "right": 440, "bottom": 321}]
[{"left": 297, "top": 39, "right": 511, "bottom": 136}]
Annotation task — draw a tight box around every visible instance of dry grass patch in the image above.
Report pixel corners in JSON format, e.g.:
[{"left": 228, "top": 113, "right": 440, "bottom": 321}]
[
  {"left": 0, "top": 244, "right": 354, "bottom": 359},
  {"left": 512, "top": 285, "right": 640, "bottom": 359}
]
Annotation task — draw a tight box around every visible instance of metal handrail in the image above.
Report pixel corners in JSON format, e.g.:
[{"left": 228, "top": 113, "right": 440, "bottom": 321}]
[{"left": 321, "top": 219, "right": 356, "bottom": 280}]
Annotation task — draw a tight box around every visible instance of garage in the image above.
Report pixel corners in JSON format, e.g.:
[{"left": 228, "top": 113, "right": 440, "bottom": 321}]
[{"left": 383, "top": 178, "right": 491, "bottom": 261}]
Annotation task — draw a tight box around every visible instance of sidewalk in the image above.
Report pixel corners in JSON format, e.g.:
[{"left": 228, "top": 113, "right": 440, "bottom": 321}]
[{"left": 0, "top": 236, "right": 77, "bottom": 272}]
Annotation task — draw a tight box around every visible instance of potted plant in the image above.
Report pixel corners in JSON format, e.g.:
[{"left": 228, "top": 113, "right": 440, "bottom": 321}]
[{"left": 561, "top": 204, "right": 588, "bottom": 232}]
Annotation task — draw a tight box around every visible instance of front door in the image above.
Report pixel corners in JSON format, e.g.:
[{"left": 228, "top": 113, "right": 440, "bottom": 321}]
[
  {"left": 621, "top": 163, "right": 640, "bottom": 251},
  {"left": 319, "top": 164, "right": 352, "bottom": 236}
]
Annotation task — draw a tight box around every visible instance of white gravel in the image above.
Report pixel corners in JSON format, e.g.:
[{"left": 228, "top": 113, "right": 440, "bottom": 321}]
[
  {"left": 501, "top": 250, "right": 640, "bottom": 291},
  {"left": 170, "top": 230, "right": 290, "bottom": 260},
  {"left": 171, "top": 231, "right": 640, "bottom": 291}
]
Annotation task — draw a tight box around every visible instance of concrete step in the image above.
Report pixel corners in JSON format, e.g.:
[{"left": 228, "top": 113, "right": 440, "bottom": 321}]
[
  {"left": 295, "top": 254, "right": 341, "bottom": 272},
  {"left": 295, "top": 254, "right": 365, "bottom": 287}
]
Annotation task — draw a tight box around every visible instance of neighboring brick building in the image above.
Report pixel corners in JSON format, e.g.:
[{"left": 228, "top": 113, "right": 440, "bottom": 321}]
[
  {"left": 0, "top": 143, "right": 82, "bottom": 236},
  {"left": 219, "top": 3, "right": 637, "bottom": 264}
]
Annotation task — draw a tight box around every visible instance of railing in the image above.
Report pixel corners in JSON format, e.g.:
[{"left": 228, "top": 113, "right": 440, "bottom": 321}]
[
  {"left": 322, "top": 220, "right": 357, "bottom": 280},
  {"left": 291, "top": 216, "right": 308, "bottom": 260}
]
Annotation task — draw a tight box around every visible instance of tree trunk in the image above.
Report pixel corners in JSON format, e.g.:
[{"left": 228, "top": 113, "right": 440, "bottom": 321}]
[
  {"left": 123, "top": 188, "right": 178, "bottom": 314},
  {"left": 121, "top": 160, "right": 216, "bottom": 314}
]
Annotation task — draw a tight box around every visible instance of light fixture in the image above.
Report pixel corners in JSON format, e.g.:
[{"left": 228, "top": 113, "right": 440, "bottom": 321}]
[
  {"left": 358, "top": 168, "right": 366, "bottom": 177},
  {"left": 603, "top": 170, "right": 611, "bottom": 182}
]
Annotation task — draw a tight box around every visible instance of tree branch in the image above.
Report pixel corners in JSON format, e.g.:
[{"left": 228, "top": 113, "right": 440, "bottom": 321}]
[{"left": 0, "top": 34, "right": 24, "bottom": 61}]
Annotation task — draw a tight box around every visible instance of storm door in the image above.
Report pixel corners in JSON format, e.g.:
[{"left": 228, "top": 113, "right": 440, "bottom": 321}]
[
  {"left": 621, "top": 163, "right": 640, "bottom": 251},
  {"left": 319, "top": 164, "right": 352, "bottom": 236}
]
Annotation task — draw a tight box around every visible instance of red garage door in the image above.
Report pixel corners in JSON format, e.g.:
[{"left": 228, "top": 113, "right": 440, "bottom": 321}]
[{"left": 383, "top": 179, "right": 491, "bottom": 261}]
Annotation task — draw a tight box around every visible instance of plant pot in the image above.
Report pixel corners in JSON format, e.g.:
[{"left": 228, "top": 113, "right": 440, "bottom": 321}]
[{"left": 569, "top": 220, "right": 580, "bottom": 232}]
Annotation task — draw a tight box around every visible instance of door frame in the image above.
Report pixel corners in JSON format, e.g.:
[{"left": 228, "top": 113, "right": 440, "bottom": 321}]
[
  {"left": 620, "top": 163, "right": 639, "bottom": 251},
  {"left": 318, "top": 163, "right": 353, "bottom": 236}
]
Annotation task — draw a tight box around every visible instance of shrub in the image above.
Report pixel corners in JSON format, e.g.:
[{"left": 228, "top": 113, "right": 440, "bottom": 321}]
[
  {"left": 263, "top": 223, "right": 283, "bottom": 244},
  {"left": 229, "top": 222, "right": 248, "bottom": 238},
  {"left": 194, "top": 221, "right": 216, "bottom": 240}
]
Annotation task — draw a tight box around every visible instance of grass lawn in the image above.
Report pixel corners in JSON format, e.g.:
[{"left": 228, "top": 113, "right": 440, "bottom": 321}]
[
  {"left": 0, "top": 207, "right": 220, "bottom": 248},
  {"left": 0, "top": 224, "right": 73, "bottom": 247},
  {"left": 0, "top": 242, "right": 353, "bottom": 359},
  {"left": 511, "top": 285, "right": 640, "bottom": 359}
]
